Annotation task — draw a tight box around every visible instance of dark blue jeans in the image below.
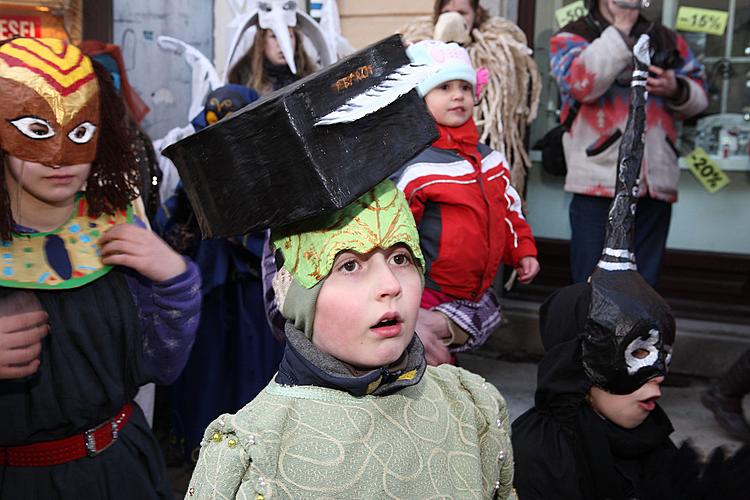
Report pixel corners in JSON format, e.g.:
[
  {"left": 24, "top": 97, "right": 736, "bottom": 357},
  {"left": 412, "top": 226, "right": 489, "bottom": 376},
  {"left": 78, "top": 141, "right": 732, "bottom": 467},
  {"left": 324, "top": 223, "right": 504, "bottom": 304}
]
[{"left": 569, "top": 194, "right": 672, "bottom": 287}]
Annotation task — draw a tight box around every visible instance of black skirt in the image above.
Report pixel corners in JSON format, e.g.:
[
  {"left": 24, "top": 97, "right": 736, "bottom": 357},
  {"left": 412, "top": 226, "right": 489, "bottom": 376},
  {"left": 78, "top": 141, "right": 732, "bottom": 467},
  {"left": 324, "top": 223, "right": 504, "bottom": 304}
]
[{"left": 0, "top": 271, "right": 171, "bottom": 499}]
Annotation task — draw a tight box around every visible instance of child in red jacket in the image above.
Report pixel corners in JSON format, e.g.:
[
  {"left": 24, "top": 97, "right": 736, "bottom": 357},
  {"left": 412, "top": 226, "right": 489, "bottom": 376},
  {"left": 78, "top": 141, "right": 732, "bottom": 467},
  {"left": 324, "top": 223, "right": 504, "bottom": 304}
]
[{"left": 395, "top": 40, "right": 539, "bottom": 364}]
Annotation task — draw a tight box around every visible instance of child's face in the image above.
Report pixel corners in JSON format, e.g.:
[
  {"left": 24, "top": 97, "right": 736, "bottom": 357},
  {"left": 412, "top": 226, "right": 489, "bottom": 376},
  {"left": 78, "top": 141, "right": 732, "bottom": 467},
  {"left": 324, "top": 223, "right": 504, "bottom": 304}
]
[
  {"left": 424, "top": 80, "right": 474, "bottom": 127},
  {"left": 312, "top": 245, "right": 422, "bottom": 370},
  {"left": 589, "top": 376, "right": 664, "bottom": 429},
  {"left": 440, "top": 0, "right": 477, "bottom": 29},
  {"left": 263, "top": 28, "right": 296, "bottom": 66},
  {"left": 5, "top": 154, "right": 91, "bottom": 206}
]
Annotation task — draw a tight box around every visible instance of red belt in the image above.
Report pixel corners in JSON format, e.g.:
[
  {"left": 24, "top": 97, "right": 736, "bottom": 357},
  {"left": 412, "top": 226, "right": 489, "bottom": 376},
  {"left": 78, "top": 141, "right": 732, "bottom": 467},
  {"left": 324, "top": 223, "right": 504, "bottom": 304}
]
[{"left": 0, "top": 403, "right": 132, "bottom": 467}]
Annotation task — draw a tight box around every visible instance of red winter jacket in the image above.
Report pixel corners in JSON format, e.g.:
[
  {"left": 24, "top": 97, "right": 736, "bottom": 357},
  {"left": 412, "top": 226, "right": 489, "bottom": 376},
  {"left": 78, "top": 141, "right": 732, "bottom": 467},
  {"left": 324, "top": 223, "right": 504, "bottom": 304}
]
[{"left": 393, "top": 120, "right": 536, "bottom": 301}]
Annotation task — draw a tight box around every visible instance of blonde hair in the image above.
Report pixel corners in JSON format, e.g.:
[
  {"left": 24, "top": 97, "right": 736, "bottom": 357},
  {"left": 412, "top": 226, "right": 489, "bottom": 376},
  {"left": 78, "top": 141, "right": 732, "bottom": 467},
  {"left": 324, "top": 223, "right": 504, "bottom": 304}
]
[{"left": 227, "top": 28, "right": 315, "bottom": 95}]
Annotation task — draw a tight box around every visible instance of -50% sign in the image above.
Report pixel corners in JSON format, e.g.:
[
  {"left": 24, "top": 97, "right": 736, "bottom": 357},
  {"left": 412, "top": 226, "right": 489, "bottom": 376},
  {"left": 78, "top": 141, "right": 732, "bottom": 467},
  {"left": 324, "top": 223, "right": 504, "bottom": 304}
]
[{"left": 555, "top": 1, "right": 586, "bottom": 28}]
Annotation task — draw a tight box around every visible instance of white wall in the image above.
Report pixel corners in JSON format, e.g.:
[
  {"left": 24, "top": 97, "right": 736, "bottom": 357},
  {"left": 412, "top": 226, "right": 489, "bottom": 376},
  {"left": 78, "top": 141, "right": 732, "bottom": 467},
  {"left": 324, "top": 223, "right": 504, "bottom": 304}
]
[
  {"left": 114, "top": 0, "right": 214, "bottom": 138},
  {"left": 486, "top": 0, "right": 518, "bottom": 20},
  {"left": 213, "top": 0, "right": 233, "bottom": 81}
]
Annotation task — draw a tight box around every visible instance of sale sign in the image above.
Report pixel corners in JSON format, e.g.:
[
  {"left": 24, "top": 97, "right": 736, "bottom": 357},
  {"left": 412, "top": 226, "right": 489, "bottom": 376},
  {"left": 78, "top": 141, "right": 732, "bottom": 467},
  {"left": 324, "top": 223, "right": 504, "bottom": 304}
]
[
  {"left": 555, "top": 1, "right": 586, "bottom": 28},
  {"left": 675, "top": 7, "right": 729, "bottom": 36},
  {"left": 685, "top": 148, "right": 731, "bottom": 194},
  {"left": 0, "top": 15, "right": 42, "bottom": 38}
]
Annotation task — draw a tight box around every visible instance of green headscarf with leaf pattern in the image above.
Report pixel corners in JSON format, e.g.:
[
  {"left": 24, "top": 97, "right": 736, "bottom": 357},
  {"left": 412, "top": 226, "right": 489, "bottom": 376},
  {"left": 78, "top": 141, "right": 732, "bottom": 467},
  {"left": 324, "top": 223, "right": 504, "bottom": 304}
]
[{"left": 272, "top": 180, "right": 424, "bottom": 289}]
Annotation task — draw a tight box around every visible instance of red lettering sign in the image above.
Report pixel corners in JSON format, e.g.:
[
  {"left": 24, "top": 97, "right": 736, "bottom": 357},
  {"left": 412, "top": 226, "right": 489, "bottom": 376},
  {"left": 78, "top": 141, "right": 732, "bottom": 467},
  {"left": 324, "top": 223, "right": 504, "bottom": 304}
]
[{"left": 0, "top": 15, "right": 42, "bottom": 39}]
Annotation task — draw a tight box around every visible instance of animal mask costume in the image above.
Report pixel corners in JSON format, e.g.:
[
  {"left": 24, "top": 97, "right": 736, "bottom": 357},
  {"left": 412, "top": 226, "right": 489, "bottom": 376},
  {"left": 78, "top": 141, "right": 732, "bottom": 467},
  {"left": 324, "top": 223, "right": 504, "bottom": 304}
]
[
  {"left": 258, "top": 0, "right": 298, "bottom": 72},
  {"left": 582, "top": 36, "right": 675, "bottom": 395},
  {"left": 225, "top": 0, "right": 334, "bottom": 77},
  {"left": 0, "top": 38, "right": 100, "bottom": 166},
  {"left": 190, "top": 84, "right": 260, "bottom": 130},
  {"left": 0, "top": 38, "right": 132, "bottom": 289}
]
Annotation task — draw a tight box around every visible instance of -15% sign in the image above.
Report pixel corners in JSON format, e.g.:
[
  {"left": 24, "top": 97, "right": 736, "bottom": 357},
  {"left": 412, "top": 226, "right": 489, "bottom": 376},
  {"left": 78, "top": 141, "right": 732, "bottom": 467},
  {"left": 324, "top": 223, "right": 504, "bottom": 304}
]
[{"left": 675, "top": 7, "right": 728, "bottom": 36}]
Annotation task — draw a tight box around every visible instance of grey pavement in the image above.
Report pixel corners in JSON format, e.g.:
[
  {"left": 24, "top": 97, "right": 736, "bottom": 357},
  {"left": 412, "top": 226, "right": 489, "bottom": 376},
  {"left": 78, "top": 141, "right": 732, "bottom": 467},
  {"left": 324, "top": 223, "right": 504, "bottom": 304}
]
[{"left": 457, "top": 351, "right": 747, "bottom": 459}]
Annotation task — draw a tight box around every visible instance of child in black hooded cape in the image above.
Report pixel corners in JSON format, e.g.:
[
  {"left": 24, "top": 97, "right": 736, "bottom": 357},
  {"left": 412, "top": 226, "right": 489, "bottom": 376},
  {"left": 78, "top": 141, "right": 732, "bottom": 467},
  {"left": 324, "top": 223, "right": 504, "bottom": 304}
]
[
  {"left": 511, "top": 282, "right": 750, "bottom": 500},
  {"left": 511, "top": 282, "right": 678, "bottom": 500},
  {"left": 513, "top": 31, "right": 750, "bottom": 500}
]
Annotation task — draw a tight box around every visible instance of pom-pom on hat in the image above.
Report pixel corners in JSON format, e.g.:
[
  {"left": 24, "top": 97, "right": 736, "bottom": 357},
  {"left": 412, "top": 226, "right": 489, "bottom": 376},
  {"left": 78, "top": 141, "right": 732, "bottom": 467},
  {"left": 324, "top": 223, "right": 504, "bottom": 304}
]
[{"left": 406, "top": 40, "right": 476, "bottom": 97}]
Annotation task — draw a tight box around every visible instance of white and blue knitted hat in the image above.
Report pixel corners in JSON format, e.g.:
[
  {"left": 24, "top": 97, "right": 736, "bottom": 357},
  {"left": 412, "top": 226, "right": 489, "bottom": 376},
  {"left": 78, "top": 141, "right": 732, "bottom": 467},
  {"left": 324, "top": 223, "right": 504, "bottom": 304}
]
[{"left": 406, "top": 40, "right": 476, "bottom": 97}]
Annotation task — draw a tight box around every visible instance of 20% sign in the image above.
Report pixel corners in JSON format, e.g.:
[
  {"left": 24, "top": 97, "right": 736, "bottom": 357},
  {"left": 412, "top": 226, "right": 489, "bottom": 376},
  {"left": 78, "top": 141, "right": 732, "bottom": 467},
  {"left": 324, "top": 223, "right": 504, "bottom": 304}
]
[{"left": 685, "top": 148, "right": 731, "bottom": 194}]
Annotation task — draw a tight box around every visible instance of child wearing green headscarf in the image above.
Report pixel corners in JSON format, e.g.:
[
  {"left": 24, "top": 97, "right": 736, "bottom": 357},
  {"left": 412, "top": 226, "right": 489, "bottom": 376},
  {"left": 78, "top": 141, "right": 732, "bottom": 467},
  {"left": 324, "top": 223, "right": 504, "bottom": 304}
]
[{"left": 186, "top": 180, "right": 516, "bottom": 499}]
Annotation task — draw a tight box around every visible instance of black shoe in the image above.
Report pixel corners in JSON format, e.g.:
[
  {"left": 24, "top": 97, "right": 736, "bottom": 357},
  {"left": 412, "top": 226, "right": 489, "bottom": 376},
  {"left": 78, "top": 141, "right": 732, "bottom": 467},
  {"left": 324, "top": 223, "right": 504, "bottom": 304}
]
[{"left": 701, "top": 387, "right": 750, "bottom": 442}]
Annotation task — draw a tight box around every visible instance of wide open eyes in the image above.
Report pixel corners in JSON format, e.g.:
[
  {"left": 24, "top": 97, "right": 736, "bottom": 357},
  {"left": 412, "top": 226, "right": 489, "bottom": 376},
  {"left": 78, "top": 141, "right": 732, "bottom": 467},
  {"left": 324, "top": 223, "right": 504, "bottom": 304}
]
[
  {"left": 67, "top": 121, "right": 97, "bottom": 144},
  {"left": 10, "top": 116, "right": 55, "bottom": 140}
]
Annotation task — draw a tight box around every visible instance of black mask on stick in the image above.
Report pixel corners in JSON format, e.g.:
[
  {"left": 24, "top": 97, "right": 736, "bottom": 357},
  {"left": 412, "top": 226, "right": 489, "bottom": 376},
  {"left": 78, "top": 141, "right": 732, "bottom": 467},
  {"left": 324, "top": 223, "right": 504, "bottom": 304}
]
[{"left": 582, "top": 35, "right": 675, "bottom": 395}]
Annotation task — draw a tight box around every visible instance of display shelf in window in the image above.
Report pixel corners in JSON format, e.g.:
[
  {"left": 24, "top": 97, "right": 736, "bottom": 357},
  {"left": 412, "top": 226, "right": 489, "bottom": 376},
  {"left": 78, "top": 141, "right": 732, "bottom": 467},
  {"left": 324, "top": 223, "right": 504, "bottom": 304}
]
[{"left": 678, "top": 113, "right": 750, "bottom": 171}]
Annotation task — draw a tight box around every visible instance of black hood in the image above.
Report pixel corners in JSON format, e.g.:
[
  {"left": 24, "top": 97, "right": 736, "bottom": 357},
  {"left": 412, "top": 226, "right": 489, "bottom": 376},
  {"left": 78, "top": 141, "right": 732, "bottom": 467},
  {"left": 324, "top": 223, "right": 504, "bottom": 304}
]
[{"left": 533, "top": 282, "right": 593, "bottom": 427}]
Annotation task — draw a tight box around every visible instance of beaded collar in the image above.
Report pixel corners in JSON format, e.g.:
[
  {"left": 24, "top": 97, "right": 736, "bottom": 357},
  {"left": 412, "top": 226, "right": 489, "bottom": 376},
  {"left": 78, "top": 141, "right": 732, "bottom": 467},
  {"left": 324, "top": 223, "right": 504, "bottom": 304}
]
[{"left": 0, "top": 194, "right": 132, "bottom": 290}]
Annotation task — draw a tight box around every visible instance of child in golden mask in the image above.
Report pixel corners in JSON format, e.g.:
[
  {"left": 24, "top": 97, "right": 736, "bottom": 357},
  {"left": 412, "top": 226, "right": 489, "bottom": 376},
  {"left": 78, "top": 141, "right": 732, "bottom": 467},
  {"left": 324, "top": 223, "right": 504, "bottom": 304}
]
[{"left": 0, "top": 38, "right": 200, "bottom": 498}]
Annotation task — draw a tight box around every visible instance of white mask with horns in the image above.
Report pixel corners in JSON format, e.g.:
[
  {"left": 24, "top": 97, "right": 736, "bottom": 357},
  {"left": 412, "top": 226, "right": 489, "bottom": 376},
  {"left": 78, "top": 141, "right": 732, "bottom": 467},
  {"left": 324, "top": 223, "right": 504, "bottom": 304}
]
[{"left": 225, "top": 0, "right": 334, "bottom": 77}]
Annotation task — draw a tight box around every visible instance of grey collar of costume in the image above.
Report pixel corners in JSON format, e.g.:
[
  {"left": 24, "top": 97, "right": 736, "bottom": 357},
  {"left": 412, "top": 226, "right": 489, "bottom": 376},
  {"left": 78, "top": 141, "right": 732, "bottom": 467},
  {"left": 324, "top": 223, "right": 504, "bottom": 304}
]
[{"left": 275, "top": 322, "right": 427, "bottom": 397}]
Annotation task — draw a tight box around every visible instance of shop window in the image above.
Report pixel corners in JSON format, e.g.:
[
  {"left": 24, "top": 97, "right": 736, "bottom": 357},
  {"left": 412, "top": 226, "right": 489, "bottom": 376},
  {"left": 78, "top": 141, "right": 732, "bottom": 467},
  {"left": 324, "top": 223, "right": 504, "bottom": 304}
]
[{"left": 535, "top": 0, "right": 750, "bottom": 171}]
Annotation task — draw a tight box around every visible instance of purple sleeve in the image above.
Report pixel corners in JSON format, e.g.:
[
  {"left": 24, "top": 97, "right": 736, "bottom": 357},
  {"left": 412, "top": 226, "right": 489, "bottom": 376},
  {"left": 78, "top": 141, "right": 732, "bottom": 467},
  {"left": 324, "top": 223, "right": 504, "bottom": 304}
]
[
  {"left": 125, "top": 258, "right": 202, "bottom": 384},
  {"left": 433, "top": 289, "right": 501, "bottom": 353},
  {"left": 261, "top": 230, "right": 287, "bottom": 342}
]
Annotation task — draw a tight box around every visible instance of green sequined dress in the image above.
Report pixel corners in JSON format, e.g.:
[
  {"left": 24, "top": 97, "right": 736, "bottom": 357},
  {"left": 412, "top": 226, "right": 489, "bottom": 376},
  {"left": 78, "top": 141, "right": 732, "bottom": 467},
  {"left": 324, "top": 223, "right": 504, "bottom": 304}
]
[{"left": 187, "top": 364, "right": 516, "bottom": 499}]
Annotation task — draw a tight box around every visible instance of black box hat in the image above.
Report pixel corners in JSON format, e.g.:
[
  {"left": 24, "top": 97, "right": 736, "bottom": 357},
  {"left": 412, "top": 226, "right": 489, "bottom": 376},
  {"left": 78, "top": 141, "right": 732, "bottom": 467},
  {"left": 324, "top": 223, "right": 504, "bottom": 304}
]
[{"left": 163, "top": 34, "right": 438, "bottom": 238}]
